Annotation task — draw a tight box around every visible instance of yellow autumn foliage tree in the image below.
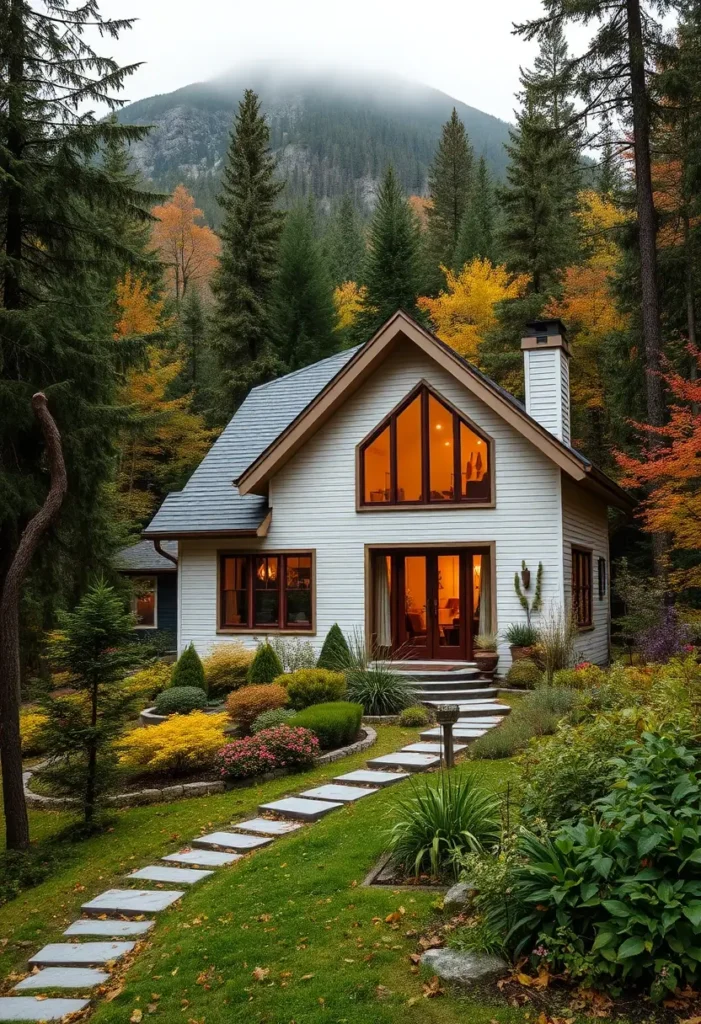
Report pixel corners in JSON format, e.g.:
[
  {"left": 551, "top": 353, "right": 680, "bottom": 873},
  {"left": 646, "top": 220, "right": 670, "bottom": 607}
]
[
  {"left": 546, "top": 190, "right": 628, "bottom": 418},
  {"left": 114, "top": 272, "right": 215, "bottom": 525},
  {"left": 333, "top": 281, "right": 366, "bottom": 333},
  {"left": 418, "top": 258, "right": 527, "bottom": 362}
]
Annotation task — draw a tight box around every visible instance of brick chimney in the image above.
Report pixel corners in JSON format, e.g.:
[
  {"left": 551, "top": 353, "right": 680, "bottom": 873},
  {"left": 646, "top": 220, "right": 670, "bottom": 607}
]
[{"left": 520, "top": 319, "right": 571, "bottom": 446}]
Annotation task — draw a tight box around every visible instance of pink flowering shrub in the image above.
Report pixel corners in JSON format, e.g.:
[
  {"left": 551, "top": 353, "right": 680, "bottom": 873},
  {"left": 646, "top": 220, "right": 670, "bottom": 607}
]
[{"left": 215, "top": 725, "right": 319, "bottom": 780}]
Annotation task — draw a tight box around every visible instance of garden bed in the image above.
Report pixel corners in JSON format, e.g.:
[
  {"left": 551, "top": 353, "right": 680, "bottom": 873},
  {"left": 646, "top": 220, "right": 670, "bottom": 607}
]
[{"left": 362, "top": 852, "right": 447, "bottom": 890}]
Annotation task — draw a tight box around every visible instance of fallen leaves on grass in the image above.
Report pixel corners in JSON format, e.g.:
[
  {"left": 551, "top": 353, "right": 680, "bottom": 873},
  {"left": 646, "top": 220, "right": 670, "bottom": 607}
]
[
  {"left": 251, "top": 966, "right": 269, "bottom": 982},
  {"left": 130, "top": 1010, "right": 143, "bottom": 1023}
]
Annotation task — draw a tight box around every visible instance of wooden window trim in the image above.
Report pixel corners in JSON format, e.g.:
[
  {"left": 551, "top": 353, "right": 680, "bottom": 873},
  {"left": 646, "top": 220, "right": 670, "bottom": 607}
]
[
  {"left": 598, "top": 557, "right": 607, "bottom": 601},
  {"left": 132, "top": 575, "right": 158, "bottom": 630},
  {"left": 217, "top": 550, "right": 316, "bottom": 635},
  {"left": 572, "top": 546, "right": 593, "bottom": 629},
  {"left": 356, "top": 380, "right": 495, "bottom": 511}
]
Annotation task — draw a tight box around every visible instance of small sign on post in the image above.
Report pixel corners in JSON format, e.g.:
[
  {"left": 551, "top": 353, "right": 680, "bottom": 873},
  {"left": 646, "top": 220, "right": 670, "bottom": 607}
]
[{"left": 434, "top": 704, "right": 460, "bottom": 769}]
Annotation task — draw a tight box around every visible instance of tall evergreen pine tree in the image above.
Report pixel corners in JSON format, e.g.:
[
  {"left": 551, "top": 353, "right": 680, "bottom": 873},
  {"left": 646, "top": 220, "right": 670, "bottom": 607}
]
[
  {"left": 426, "top": 109, "right": 474, "bottom": 289},
  {"left": 326, "top": 194, "right": 366, "bottom": 287},
  {"left": 353, "top": 166, "right": 426, "bottom": 341},
  {"left": 0, "top": 0, "right": 154, "bottom": 850},
  {"left": 455, "top": 156, "right": 497, "bottom": 266},
  {"left": 272, "top": 201, "right": 337, "bottom": 371},
  {"left": 210, "top": 89, "right": 285, "bottom": 420}
]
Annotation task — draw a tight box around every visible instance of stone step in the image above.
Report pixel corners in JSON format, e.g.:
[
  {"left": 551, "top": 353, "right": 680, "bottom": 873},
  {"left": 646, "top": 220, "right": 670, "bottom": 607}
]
[
  {"left": 162, "top": 849, "right": 241, "bottom": 867},
  {"left": 128, "top": 865, "right": 213, "bottom": 885},
  {"left": 300, "top": 784, "right": 378, "bottom": 803},
  {"left": 333, "top": 769, "right": 410, "bottom": 787},
  {"left": 14, "top": 968, "right": 108, "bottom": 991},
  {"left": 401, "top": 742, "right": 467, "bottom": 754},
  {"left": 232, "top": 818, "right": 304, "bottom": 836},
  {"left": 63, "top": 920, "right": 154, "bottom": 939},
  {"left": 29, "top": 942, "right": 134, "bottom": 968},
  {"left": 192, "top": 831, "right": 274, "bottom": 852},
  {"left": 258, "top": 797, "right": 343, "bottom": 821},
  {"left": 414, "top": 679, "right": 492, "bottom": 691},
  {"left": 422, "top": 701, "right": 510, "bottom": 718},
  {"left": 0, "top": 997, "right": 90, "bottom": 1020},
  {"left": 81, "top": 889, "right": 184, "bottom": 917},
  {"left": 418, "top": 688, "right": 497, "bottom": 702},
  {"left": 397, "top": 670, "right": 481, "bottom": 683},
  {"left": 367, "top": 752, "right": 440, "bottom": 771},
  {"left": 420, "top": 727, "right": 487, "bottom": 741}
]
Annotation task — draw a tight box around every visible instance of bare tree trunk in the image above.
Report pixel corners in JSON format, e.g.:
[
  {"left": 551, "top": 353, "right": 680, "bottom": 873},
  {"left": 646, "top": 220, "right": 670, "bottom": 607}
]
[
  {"left": 0, "top": 394, "right": 67, "bottom": 850},
  {"left": 626, "top": 0, "right": 667, "bottom": 572}
]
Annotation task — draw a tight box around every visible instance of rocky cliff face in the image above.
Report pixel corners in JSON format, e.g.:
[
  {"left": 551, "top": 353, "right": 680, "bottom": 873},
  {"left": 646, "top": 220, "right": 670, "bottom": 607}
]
[{"left": 117, "top": 66, "right": 513, "bottom": 224}]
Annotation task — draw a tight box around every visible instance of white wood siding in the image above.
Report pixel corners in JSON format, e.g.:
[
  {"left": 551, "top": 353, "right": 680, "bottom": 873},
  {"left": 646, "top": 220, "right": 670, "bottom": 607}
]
[
  {"left": 179, "top": 342, "right": 570, "bottom": 667},
  {"left": 562, "top": 474, "right": 610, "bottom": 665},
  {"left": 524, "top": 348, "right": 571, "bottom": 445}
]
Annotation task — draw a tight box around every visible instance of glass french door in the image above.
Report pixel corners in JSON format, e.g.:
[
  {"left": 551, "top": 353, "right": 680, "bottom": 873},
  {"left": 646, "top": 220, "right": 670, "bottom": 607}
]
[{"left": 383, "top": 550, "right": 473, "bottom": 660}]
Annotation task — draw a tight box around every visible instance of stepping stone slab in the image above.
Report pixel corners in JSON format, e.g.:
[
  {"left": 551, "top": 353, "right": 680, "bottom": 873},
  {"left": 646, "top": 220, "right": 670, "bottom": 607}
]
[
  {"left": 162, "top": 849, "right": 240, "bottom": 867},
  {"left": 193, "top": 831, "right": 273, "bottom": 852},
  {"left": 366, "top": 752, "right": 440, "bottom": 771},
  {"left": 0, "top": 998, "right": 90, "bottom": 1021},
  {"left": 402, "top": 742, "right": 467, "bottom": 754},
  {"left": 15, "top": 968, "right": 109, "bottom": 991},
  {"left": 258, "top": 797, "right": 342, "bottom": 821},
  {"left": 233, "top": 818, "right": 303, "bottom": 836},
  {"left": 300, "top": 784, "right": 378, "bottom": 803},
  {"left": 82, "top": 889, "right": 184, "bottom": 917},
  {"left": 64, "top": 919, "right": 154, "bottom": 938},
  {"left": 29, "top": 942, "right": 134, "bottom": 968},
  {"left": 333, "top": 769, "right": 410, "bottom": 787},
  {"left": 421, "top": 727, "right": 486, "bottom": 739},
  {"left": 128, "top": 865, "right": 213, "bottom": 885}
]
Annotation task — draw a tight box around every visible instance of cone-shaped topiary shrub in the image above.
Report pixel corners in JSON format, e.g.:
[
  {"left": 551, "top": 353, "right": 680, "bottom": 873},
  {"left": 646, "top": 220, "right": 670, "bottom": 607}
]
[
  {"left": 171, "top": 643, "right": 207, "bottom": 694},
  {"left": 317, "top": 623, "right": 351, "bottom": 670},
  {"left": 247, "top": 642, "right": 284, "bottom": 684}
]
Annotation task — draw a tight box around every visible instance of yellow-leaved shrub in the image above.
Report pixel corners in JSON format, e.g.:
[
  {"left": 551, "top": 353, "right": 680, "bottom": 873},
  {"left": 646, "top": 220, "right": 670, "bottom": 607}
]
[
  {"left": 20, "top": 708, "right": 50, "bottom": 756},
  {"left": 203, "top": 643, "right": 253, "bottom": 696},
  {"left": 116, "top": 711, "right": 228, "bottom": 775},
  {"left": 122, "top": 661, "right": 172, "bottom": 702}
]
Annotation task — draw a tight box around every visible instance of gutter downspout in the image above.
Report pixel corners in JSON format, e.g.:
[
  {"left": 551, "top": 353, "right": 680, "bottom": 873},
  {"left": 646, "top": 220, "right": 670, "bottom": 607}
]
[{"left": 153, "top": 539, "right": 178, "bottom": 566}]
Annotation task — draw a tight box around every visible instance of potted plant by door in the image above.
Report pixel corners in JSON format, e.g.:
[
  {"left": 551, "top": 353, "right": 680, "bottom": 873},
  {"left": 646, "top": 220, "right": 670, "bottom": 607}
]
[
  {"left": 504, "top": 622, "right": 539, "bottom": 663},
  {"left": 473, "top": 632, "right": 499, "bottom": 679}
]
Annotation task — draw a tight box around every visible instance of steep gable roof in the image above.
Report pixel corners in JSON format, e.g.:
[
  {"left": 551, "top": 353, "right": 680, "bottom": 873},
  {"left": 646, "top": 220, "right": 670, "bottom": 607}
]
[
  {"left": 236, "top": 312, "right": 632, "bottom": 510},
  {"left": 144, "top": 347, "right": 359, "bottom": 538}
]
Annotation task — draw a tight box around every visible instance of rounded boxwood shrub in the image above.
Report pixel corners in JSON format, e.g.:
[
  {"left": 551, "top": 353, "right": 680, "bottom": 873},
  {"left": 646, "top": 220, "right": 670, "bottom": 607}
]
[
  {"left": 282, "top": 668, "right": 346, "bottom": 710},
  {"left": 171, "top": 644, "right": 207, "bottom": 694},
  {"left": 226, "top": 683, "right": 288, "bottom": 733},
  {"left": 247, "top": 643, "right": 284, "bottom": 684},
  {"left": 505, "top": 658, "right": 542, "bottom": 689},
  {"left": 251, "top": 707, "right": 296, "bottom": 734},
  {"left": 317, "top": 623, "right": 351, "bottom": 670},
  {"left": 154, "top": 686, "right": 208, "bottom": 716},
  {"left": 399, "top": 704, "right": 432, "bottom": 727},
  {"left": 291, "top": 701, "right": 363, "bottom": 749}
]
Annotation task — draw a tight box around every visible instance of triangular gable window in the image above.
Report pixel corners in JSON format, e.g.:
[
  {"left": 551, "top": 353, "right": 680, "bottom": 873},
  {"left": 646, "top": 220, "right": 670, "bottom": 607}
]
[{"left": 359, "top": 383, "right": 492, "bottom": 507}]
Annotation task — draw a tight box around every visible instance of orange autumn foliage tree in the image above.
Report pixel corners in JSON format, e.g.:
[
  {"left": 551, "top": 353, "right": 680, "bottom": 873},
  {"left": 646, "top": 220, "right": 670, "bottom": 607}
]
[
  {"left": 546, "top": 191, "right": 628, "bottom": 443},
  {"left": 616, "top": 350, "right": 701, "bottom": 589},
  {"left": 151, "top": 185, "right": 220, "bottom": 302},
  {"left": 113, "top": 272, "right": 214, "bottom": 525},
  {"left": 418, "top": 258, "right": 526, "bottom": 363}
]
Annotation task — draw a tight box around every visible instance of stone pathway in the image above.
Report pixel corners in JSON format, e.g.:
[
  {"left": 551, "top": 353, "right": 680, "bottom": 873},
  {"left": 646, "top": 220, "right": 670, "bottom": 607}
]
[{"left": 0, "top": 702, "right": 508, "bottom": 1021}]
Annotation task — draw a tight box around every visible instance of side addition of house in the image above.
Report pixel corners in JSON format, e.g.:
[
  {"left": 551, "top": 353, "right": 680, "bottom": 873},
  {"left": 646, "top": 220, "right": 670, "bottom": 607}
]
[{"left": 142, "top": 313, "right": 632, "bottom": 669}]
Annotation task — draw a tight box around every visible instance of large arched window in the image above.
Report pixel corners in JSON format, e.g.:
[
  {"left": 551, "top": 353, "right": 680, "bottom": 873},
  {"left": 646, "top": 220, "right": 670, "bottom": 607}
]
[{"left": 359, "top": 383, "right": 492, "bottom": 507}]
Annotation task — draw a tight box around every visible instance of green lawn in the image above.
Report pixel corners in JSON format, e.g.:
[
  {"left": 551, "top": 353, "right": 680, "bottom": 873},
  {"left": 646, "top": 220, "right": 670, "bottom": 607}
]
[{"left": 0, "top": 726, "right": 616, "bottom": 1023}]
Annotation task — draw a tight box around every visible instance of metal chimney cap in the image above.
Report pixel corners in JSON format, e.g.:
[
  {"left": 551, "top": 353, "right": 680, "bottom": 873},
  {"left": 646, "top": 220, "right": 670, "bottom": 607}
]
[{"left": 523, "top": 318, "right": 568, "bottom": 339}]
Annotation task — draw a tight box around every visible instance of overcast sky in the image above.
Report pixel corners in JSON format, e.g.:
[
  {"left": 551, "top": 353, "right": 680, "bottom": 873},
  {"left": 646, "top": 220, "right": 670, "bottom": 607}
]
[{"left": 97, "top": 0, "right": 585, "bottom": 123}]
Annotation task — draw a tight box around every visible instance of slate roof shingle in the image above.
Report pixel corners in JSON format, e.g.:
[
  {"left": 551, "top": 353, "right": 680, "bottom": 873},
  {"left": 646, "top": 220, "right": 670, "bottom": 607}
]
[
  {"left": 144, "top": 347, "right": 360, "bottom": 537},
  {"left": 115, "top": 539, "right": 178, "bottom": 572}
]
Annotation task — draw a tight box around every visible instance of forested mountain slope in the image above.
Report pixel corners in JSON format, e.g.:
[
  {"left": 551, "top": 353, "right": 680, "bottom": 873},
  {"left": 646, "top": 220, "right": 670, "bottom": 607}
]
[{"left": 116, "top": 65, "right": 513, "bottom": 224}]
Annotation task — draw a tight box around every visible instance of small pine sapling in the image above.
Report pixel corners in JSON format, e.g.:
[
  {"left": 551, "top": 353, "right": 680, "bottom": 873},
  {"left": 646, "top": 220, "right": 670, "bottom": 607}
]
[
  {"left": 171, "top": 643, "right": 207, "bottom": 694},
  {"left": 317, "top": 623, "right": 351, "bottom": 670},
  {"left": 247, "top": 642, "right": 284, "bottom": 684}
]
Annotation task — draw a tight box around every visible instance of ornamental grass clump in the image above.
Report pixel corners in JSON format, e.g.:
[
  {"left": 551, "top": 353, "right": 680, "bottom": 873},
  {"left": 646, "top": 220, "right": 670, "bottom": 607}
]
[
  {"left": 215, "top": 725, "right": 319, "bottom": 780},
  {"left": 171, "top": 643, "right": 207, "bottom": 693},
  {"left": 387, "top": 772, "right": 500, "bottom": 881},
  {"left": 117, "top": 712, "right": 229, "bottom": 776},
  {"left": 225, "top": 683, "right": 288, "bottom": 733},
  {"left": 345, "top": 664, "right": 418, "bottom": 715}
]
